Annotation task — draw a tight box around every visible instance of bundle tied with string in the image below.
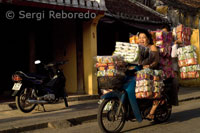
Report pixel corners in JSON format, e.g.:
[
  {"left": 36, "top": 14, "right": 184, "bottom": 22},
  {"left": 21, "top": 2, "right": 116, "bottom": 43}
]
[{"left": 95, "top": 55, "right": 126, "bottom": 90}]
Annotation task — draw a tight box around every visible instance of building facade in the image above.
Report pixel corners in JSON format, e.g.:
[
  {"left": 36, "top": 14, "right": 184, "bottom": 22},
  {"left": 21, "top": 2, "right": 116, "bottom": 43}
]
[{"left": 0, "top": 0, "right": 105, "bottom": 96}]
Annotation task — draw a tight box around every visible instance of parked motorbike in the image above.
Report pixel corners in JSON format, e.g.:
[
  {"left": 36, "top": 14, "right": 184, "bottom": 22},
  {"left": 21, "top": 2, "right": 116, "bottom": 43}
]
[
  {"left": 97, "top": 65, "right": 172, "bottom": 133},
  {"left": 11, "top": 60, "right": 68, "bottom": 113}
]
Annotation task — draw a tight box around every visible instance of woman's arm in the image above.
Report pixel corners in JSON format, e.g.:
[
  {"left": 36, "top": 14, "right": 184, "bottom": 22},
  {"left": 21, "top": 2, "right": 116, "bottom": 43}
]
[
  {"left": 149, "top": 45, "right": 159, "bottom": 68},
  {"left": 142, "top": 45, "right": 159, "bottom": 69}
]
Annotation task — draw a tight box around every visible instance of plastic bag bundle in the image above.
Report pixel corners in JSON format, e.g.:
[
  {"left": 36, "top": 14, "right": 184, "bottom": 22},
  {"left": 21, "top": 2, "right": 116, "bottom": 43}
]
[
  {"left": 151, "top": 30, "right": 174, "bottom": 79},
  {"left": 95, "top": 56, "right": 127, "bottom": 89},
  {"left": 95, "top": 55, "right": 126, "bottom": 77},
  {"left": 135, "top": 69, "right": 165, "bottom": 99},
  {"left": 113, "top": 42, "right": 140, "bottom": 64},
  {"left": 155, "top": 31, "right": 173, "bottom": 47},
  {"left": 159, "top": 57, "right": 175, "bottom": 78},
  {"left": 177, "top": 45, "right": 198, "bottom": 67},
  {"left": 175, "top": 24, "right": 192, "bottom": 46},
  {"left": 177, "top": 45, "right": 200, "bottom": 79},
  {"left": 129, "top": 35, "right": 139, "bottom": 44},
  {"left": 180, "top": 65, "right": 200, "bottom": 72},
  {"left": 179, "top": 64, "right": 200, "bottom": 79}
]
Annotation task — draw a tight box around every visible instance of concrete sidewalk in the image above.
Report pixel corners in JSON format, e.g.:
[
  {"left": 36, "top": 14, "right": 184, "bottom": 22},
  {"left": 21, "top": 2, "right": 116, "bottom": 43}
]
[{"left": 0, "top": 86, "right": 200, "bottom": 133}]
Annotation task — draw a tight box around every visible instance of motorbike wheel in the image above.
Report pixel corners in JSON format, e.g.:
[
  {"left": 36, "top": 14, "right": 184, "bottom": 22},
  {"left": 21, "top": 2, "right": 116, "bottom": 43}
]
[
  {"left": 16, "top": 88, "right": 37, "bottom": 113},
  {"left": 97, "top": 98, "right": 126, "bottom": 133},
  {"left": 154, "top": 100, "right": 172, "bottom": 123}
]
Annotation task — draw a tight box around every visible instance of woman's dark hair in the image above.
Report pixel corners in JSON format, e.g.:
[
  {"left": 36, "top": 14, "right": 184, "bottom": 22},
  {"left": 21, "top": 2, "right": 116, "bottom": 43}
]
[
  {"left": 161, "top": 24, "right": 171, "bottom": 32},
  {"left": 138, "top": 31, "right": 153, "bottom": 45}
]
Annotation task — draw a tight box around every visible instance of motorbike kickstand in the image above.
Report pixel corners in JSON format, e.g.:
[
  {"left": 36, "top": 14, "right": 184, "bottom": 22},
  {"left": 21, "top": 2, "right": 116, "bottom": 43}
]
[
  {"left": 35, "top": 104, "right": 46, "bottom": 112},
  {"left": 40, "top": 104, "right": 46, "bottom": 112}
]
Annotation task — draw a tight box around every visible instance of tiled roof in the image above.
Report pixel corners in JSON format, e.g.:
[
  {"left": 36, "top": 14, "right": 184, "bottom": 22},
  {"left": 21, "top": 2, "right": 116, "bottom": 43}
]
[
  {"left": 161, "top": 0, "right": 200, "bottom": 12},
  {"left": 177, "top": 0, "right": 200, "bottom": 8},
  {"left": 0, "top": 0, "right": 106, "bottom": 12},
  {"left": 105, "top": 0, "right": 169, "bottom": 24}
]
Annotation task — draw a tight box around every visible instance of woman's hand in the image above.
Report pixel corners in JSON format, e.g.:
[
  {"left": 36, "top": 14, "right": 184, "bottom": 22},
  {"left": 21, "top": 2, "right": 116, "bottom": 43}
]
[
  {"left": 174, "top": 39, "right": 182, "bottom": 44},
  {"left": 143, "top": 65, "right": 150, "bottom": 69}
]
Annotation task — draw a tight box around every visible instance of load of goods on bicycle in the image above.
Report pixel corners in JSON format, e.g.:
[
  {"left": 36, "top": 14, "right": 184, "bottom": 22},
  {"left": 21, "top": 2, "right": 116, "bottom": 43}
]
[{"left": 95, "top": 24, "right": 200, "bottom": 133}]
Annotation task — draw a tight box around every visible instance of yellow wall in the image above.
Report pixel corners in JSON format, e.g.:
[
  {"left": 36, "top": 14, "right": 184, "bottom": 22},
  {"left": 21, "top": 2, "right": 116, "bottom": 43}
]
[
  {"left": 50, "top": 14, "right": 103, "bottom": 95},
  {"left": 52, "top": 21, "right": 77, "bottom": 94},
  {"left": 83, "top": 15, "right": 103, "bottom": 95}
]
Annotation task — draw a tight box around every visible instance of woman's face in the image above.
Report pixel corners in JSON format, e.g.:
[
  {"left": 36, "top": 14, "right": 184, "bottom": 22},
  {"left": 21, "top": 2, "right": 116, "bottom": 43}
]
[{"left": 138, "top": 33, "right": 149, "bottom": 46}]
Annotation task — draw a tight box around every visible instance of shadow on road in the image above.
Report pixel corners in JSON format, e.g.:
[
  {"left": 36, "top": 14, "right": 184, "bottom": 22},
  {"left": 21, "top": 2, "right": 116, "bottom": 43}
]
[
  {"left": 168, "top": 107, "right": 200, "bottom": 122},
  {"left": 0, "top": 102, "right": 98, "bottom": 124},
  {"left": 122, "top": 107, "right": 200, "bottom": 133}
]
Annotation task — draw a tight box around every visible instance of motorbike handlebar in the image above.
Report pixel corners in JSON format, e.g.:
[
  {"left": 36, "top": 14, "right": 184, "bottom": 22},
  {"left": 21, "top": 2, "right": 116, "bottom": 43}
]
[{"left": 45, "top": 60, "right": 68, "bottom": 68}]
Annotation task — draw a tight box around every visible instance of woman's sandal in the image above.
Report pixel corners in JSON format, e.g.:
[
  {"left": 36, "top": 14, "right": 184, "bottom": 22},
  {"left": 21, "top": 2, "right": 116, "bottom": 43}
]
[{"left": 146, "top": 114, "right": 154, "bottom": 121}]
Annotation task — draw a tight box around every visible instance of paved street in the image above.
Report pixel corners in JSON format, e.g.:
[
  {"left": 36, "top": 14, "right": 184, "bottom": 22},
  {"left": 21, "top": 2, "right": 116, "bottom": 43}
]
[
  {"left": 23, "top": 99, "right": 200, "bottom": 133},
  {"left": 0, "top": 86, "right": 200, "bottom": 133}
]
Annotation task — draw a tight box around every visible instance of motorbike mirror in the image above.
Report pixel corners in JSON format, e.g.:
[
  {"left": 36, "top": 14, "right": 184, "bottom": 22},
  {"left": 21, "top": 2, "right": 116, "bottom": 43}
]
[{"left": 34, "top": 60, "right": 41, "bottom": 65}]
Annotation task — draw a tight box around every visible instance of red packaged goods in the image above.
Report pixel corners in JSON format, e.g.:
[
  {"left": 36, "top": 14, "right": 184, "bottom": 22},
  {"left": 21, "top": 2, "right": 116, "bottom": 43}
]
[
  {"left": 196, "top": 72, "right": 200, "bottom": 78},
  {"left": 178, "top": 60, "right": 187, "bottom": 67},
  {"left": 96, "top": 63, "right": 107, "bottom": 67},
  {"left": 136, "top": 92, "right": 142, "bottom": 99},
  {"left": 181, "top": 72, "right": 200, "bottom": 79},
  {"left": 107, "top": 63, "right": 115, "bottom": 66},
  {"left": 98, "top": 67, "right": 106, "bottom": 71},
  {"left": 175, "top": 25, "right": 192, "bottom": 46},
  {"left": 180, "top": 72, "right": 188, "bottom": 79},
  {"left": 108, "top": 65, "right": 115, "bottom": 70},
  {"left": 156, "top": 31, "right": 168, "bottom": 42},
  {"left": 136, "top": 92, "right": 153, "bottom": 99},
  {"left": 156, "top": 31, "right": 164, "bottom": 40},
  {"left": 186, "top": 58, "right": 197, "bottom": 66},
  {"left": 187, "top": 71, "right": 197, "bottom": 78},
  {"left": 129, "top": 35, "right": 138, "bottom": 44}
]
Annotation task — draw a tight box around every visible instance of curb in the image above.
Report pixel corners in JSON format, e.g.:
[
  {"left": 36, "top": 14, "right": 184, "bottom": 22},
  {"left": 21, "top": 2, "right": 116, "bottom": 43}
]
[
  {"left": 0, "top": 114, "right": 97, "bottom": 133},
  {"left": 67, "top": 95, "right": 99, "bottom": 102},
  {"left": 179, "top": 96, "right": 200, "bottom": 103}
]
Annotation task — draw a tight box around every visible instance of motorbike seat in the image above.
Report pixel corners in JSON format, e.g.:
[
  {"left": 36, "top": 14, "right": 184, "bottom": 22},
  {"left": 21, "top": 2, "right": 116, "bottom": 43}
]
[{"left": 15, "top": 71, "right": 43, "bottom": 84}]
